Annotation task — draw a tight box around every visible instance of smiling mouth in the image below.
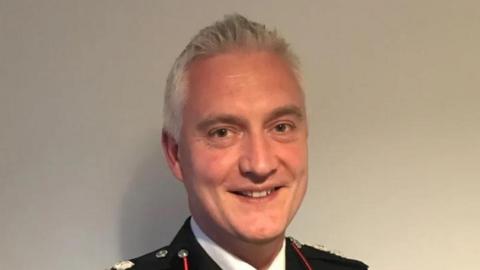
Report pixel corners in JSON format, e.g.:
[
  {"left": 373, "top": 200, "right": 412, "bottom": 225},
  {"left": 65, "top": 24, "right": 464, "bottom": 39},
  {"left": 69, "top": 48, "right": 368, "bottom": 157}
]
[{"left": 231, "top": 187, "right": 282, "bottom": 199}]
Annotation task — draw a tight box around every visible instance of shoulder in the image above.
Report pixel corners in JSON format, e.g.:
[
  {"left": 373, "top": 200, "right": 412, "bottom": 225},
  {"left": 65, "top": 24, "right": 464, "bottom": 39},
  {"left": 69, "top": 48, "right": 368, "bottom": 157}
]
[
  {"left": 301, "top": 244, "right": 368, "bottom": 270},
  {"left": 289, "top": 237, "right": 368, "bottom": 270},
  {"left": 109, "top": 217, "right": 220, "bottom": 270}
]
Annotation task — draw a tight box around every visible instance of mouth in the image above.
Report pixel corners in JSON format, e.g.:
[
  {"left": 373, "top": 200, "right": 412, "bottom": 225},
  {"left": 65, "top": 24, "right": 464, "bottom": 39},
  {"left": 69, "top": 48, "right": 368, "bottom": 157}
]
[{"left": 230, "top": 187, "right": 283, "bottom": 199}]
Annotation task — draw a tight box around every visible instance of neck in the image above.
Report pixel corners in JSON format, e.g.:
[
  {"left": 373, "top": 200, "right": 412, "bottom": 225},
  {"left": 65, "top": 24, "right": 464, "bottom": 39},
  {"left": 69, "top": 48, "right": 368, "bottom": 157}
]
[
  {"left": 193, "top": 218, "right": 284, "bottom": 269},
  {"left": 226, "top": 236, "right": 284, "bottom": 270}
]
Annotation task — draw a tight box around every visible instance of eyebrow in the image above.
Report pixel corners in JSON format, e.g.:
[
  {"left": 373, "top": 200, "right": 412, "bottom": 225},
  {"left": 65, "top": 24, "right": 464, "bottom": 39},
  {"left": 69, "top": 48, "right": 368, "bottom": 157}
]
[
  {"left": 196, "top": 114, "right": 247, "bottom": 131},
  {"left": 195, "top": 105, "right": 305, "bottom": 131},
  {"left": 265, "top": 105, "right": 304, "bottom": 123}
]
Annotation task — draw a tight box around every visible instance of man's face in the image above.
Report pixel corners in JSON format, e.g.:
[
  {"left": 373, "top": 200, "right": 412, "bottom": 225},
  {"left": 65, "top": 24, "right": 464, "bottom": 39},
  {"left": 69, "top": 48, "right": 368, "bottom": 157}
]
[{"left": 167, "top": 51, "right": 308, "bottom": 245}]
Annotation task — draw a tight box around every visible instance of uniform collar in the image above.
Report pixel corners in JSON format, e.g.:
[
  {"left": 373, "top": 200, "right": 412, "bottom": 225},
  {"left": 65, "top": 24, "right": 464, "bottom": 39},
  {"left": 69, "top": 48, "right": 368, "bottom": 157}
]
[
  {"left": 160, "top": 218, "right": 220, "bottom": 270},
  {"left": 190, "top": 217, "right": 286, "bottom": 270}
]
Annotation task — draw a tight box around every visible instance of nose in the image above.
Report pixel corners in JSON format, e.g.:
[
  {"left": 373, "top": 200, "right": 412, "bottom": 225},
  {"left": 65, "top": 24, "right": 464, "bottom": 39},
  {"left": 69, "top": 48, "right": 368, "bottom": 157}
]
[{"left": 239, "top": 132, "right": 278, "bottom": 182}]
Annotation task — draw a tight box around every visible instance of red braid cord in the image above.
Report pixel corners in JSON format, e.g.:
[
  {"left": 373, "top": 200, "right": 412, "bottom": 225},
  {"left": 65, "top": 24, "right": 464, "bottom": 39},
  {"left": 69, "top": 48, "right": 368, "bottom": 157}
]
[
  {"left": 290, "top": 242, "right": 313, "bottom": 270},
  {"left": 182, "top": 256, "right": 189, "bottom": 270}
]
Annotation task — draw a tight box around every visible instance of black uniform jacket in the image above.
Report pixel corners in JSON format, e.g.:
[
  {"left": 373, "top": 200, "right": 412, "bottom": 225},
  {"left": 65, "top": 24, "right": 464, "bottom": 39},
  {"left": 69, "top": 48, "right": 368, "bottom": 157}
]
[{"left": 112, "top": 218, "right": 368, "bottom": 270}]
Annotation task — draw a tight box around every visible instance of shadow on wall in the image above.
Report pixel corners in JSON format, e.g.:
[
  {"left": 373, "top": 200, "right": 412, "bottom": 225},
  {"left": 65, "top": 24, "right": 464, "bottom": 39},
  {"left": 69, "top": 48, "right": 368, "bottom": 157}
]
[{"left": 119, "top": 142, "right": 189, "bottom": 259}]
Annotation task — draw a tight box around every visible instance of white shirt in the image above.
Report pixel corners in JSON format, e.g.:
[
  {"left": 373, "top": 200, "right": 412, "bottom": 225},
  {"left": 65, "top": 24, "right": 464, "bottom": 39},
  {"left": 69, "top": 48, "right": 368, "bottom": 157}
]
[{"left": 190, "top": 218, "right": 286, "bottom": 270}]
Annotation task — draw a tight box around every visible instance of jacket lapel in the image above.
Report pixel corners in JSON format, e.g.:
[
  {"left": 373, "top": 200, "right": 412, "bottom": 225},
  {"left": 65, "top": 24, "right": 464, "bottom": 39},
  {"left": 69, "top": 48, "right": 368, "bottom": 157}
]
[
  {"left": 166, "top": 218, "right": 222, "bottom": 270},
  {"left": 286, "top": 238, "right": 308, "bottom": 270}
]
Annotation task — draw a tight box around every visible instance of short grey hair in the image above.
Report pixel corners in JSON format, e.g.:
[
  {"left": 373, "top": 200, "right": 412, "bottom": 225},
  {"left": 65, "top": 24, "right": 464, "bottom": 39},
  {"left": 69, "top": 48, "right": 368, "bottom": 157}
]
[{"left": 163, "top": 14, "right": 301, "bottom": 139}]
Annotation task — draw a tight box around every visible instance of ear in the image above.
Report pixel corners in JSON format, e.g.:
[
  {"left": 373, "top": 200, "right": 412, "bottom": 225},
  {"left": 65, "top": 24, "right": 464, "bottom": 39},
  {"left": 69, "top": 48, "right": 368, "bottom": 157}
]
[{"left": 161, "top": 130, "right": 184, "bottom": 181}]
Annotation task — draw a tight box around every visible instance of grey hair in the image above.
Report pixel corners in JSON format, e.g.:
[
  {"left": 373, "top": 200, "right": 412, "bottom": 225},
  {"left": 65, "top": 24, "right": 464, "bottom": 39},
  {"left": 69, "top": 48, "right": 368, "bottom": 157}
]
[{"left": 163, "top": 14, "right": 301, "bottom": 139}]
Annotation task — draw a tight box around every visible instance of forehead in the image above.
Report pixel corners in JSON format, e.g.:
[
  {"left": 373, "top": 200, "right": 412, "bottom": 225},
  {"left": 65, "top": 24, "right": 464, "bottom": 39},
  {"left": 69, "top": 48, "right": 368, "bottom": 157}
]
[{"left": 184, "top": 51, "right": 304, "bottom": 116}]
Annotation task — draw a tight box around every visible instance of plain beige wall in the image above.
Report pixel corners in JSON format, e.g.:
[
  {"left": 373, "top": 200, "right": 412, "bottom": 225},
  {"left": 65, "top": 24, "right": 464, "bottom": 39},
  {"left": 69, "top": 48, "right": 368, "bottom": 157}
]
[{"left": 1, "top": 1, "right": 479, "bottom": 269}]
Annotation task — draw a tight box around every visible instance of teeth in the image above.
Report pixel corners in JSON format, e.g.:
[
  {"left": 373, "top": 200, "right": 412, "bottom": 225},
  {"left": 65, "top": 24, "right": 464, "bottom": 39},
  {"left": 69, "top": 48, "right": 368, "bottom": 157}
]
[{"left": 239, "top": 189, "right": 274, "bottom": 198}]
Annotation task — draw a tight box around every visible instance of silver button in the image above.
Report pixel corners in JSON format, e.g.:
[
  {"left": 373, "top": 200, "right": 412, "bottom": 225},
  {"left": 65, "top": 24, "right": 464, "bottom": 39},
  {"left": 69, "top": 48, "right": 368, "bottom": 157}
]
[
  {"left": 155, "top": 249, "right": 168, "bottom": 258},
  {"left": 177, "top": 249, "right": 189, "bottom": 258}
]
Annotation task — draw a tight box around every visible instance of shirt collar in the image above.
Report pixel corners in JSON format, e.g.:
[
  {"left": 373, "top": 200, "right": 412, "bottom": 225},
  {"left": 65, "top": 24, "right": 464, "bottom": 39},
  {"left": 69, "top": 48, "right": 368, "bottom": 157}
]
[{"left": 190, "top": 217, "right": 286, "bottom": 270}]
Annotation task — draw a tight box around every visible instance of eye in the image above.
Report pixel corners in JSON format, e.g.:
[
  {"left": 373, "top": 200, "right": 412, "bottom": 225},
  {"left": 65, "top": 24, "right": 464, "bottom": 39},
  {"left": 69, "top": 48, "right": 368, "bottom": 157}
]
[
  {"left": 209, "top": 128, "right": 230, "bottom": 138},
  {"left": 206, "top": 127, "right": 240, "bottom": 148},
  {"left": 208, "top": 127, "right": 240, "bottom": 139},
  {"left": 273, "top": 123, "right": 294, "bottom": 133}
]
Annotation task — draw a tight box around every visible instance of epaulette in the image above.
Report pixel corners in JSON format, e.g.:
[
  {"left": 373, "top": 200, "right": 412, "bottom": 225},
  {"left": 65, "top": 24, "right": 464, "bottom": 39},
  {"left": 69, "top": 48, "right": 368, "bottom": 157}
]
[
  {"left": 108, "top": 260, "right": 135, "bottom": 270},
  {"left": 108, "top": 245, "right": 173, "bottom": 270},
  {"left": 288, "top": 236, "right": 368, "bottom": 270}
]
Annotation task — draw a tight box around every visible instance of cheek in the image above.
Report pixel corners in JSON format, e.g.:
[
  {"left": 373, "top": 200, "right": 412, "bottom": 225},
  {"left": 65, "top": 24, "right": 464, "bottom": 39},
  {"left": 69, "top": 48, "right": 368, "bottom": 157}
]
[
  {"left": 278, "top": 142, "right": 308, "bottom": 175},
  {"left": 187, "top": 145, "right": 240, "bottom": 186}
]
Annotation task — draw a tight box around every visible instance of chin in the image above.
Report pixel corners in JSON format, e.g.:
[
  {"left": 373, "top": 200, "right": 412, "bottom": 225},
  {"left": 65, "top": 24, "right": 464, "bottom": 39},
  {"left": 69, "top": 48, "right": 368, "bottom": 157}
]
[
  {"left": 240, "top": 233, "right": 284, "bottom": 245},
  {"left": 231, "top": 216, "right": 288, "bottom": 244}
]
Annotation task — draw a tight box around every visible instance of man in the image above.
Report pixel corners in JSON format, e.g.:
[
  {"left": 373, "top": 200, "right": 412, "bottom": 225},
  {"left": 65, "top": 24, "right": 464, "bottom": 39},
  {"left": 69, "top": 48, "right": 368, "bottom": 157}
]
[{"left": 111, "top": 14, "right": 367, "bottom": 270}]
